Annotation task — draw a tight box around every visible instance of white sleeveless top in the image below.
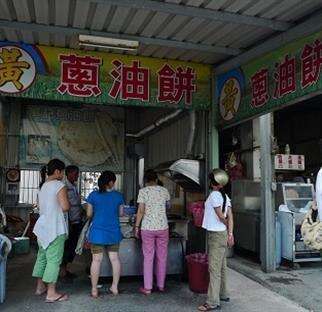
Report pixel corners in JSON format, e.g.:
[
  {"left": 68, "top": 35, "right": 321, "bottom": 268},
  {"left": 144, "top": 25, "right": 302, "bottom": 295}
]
[{"left": 33, "top": 180, "right": 68, "bottom": 249}]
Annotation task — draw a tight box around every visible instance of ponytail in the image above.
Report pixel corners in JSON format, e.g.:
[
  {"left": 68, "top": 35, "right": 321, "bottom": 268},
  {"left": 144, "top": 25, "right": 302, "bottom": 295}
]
[
  {"left": 39, "top": 166, "right": 47, "bottom": 189},
  {"left": 218, "top": 188, "right": 227, "bottom": 213}
]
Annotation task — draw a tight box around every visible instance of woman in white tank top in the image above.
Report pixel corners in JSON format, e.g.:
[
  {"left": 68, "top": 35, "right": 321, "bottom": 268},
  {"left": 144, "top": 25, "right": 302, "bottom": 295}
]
[{"left": 32, "top": 159, "right": 70, "bottom": 303}]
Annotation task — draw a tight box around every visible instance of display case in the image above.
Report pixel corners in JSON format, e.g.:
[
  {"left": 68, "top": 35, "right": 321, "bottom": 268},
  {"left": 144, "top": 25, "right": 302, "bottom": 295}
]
[{"left": 276, "top": 183, "right": 321, "bottom": 263}]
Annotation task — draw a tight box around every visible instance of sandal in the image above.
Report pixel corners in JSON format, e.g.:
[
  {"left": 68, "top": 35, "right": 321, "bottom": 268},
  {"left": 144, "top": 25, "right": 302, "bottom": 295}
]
[
  {"left": 198, "top": 303, "right": 221, "bottom": 311},
  {"left": 139, "top": 287, "right": 151, "bottom": 295},
  {"left": 45, "top": 293, "right": 68, "bottom": 303}
]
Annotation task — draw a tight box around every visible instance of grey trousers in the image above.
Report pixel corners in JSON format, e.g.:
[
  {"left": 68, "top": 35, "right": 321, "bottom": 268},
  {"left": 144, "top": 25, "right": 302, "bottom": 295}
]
[{"left": 206, "top": 231, "right": 228, "bottom": 307}]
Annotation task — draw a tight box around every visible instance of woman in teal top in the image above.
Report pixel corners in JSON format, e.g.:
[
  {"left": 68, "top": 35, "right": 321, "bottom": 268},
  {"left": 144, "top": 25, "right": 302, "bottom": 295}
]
[{"left": 86, "top": 171, "right": 124, "bottom": 298}]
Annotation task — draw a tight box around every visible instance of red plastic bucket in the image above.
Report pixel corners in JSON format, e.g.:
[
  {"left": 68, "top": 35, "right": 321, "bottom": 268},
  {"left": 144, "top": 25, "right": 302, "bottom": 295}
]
[{"left": 186, "top": 253, "right": 209, "bottom": 293}]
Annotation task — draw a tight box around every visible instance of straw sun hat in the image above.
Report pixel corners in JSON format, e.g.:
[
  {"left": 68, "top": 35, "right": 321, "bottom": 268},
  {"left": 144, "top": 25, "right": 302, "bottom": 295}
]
[{"left": 209, "top": 169, "right": 229, "bottom": 187}]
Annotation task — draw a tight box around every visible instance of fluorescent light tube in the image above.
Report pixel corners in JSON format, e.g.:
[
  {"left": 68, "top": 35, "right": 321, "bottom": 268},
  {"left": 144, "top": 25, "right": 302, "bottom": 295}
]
[{"left": 79, "top": 35, "right": 139, "bottom": 51}]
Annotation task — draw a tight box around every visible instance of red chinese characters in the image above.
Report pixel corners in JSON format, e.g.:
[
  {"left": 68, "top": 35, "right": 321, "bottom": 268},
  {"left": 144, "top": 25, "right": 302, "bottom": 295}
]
[
  {"left": 157, "top": 64, "right": 196, "bottom": 105},
  {"left": 56, "top": 54, "right": 199, "bottom": 106},
  {"left": 250, "top": 68, "right": 269, "bottom": 107},
  {"left": 109, "top": 60, "right": 149, "bottom": 101},
  {"left": 301, "top": 40, "right": 322, "bottom": 88},
  {"left": 274, "top": 55, "right": 296, "bottom": 98},
  {"left": 57, "top": 54, "right": 102, "bottom": 97}
]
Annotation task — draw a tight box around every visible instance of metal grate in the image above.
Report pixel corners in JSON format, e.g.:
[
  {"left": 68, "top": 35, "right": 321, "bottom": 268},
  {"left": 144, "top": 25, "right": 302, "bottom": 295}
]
[
  {"left": 19, "top": 169, "right": 40, "bottom": 205},
  {"left": 18, "top": 170, "right": 123, "bottom": 204}
]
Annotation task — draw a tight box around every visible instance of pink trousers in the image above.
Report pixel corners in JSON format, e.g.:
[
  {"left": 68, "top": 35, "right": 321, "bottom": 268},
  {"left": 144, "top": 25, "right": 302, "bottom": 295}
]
[{"left": 141, "top": 229, "right": 169, "bottom": 290}]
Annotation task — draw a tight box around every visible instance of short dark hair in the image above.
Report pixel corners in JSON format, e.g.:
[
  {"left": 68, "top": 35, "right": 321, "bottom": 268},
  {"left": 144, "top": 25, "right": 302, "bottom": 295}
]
[
  {"left": 47, "top": 159, "right": 65, "bottom": 176},
  {"left": 98, "top": 171, "right": 116, "bottom": 193},
  {"left": 144, "top": 170, "right": 158, "bottom": 183},
  {"left": 65, "top": 165, "right": 79, "bottom": 175}
]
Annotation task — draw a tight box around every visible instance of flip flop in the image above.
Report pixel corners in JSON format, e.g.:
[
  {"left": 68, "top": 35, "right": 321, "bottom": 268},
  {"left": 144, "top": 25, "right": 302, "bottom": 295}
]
[
  {"left": 198, "top": 303, "right": 220, "bottom": 311},
  {"left": 107, "top": 288, "right": 119, "bottom": 296},
  {"left": 45, "top": 293, "right": 68, "bottom": 303}
]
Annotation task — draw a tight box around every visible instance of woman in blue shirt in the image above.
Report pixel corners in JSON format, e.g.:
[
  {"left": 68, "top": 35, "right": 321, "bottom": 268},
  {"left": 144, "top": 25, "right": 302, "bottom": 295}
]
[{"left": 86, "top": 171, "right": 124, "bottom": 298}]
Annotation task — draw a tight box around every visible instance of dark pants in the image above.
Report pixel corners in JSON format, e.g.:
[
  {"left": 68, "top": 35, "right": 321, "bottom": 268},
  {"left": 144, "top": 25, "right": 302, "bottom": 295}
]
[{"left": 63, "top": 222, "right": 83, "bottom": 265}]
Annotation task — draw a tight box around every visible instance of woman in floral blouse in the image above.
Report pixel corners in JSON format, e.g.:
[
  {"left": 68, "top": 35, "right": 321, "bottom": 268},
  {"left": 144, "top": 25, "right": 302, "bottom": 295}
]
[{"left": 135, "top": 170, "right": 170, "bottom": 295}]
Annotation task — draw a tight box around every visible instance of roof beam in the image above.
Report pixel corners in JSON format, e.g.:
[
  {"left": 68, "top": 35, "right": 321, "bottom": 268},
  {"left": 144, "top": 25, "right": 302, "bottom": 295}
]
[
  {"left": 215, "top": 10, "right": 322, "bottom": 74},
  {"left": 0, "top": 20, "right": 241, "bottom": 55},
  {"left": 85, "top": 0, "right": 291, "bottom": 31}
]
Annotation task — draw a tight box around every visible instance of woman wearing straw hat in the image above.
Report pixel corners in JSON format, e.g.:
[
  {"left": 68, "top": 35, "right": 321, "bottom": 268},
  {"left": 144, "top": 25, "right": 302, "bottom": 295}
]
[{"left": 198, "top": 169, "right": 234, "bottom": 311}]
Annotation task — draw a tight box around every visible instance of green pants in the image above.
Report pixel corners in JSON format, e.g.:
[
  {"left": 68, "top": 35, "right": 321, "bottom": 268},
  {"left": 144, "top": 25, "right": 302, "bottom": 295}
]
[
  {"left": 32, "top": 234, "right": 66, "bottom": 284},
  {"left": 206, "top": 231, "right": 228, "bottom": 307}
]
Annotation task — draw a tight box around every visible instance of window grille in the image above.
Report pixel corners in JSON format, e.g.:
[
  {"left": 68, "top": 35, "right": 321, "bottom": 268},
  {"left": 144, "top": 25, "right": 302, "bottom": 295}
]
[
  {"left": 18, "top": 170, "right": 123, "bottom": 205},
  {"left": 19, "top": 169, "right": 40, "bottom": 205},
  {"left": 80, "top": 171, "right": 123, "bottom": 200}
]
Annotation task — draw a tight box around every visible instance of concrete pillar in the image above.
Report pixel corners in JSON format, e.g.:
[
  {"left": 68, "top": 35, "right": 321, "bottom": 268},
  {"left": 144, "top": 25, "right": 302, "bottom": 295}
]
[
  {"left": 259, "top": 113, "right": 276, "bottom": 273},
  {"left": 210, "top": 122, "right": 219, "bottom": 169},
  {"left": 253, "top": 118, "right": 261, "bottom": 181}
]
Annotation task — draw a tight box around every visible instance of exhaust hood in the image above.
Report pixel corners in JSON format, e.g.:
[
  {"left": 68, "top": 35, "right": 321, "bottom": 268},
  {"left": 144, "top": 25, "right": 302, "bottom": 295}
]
[{"left": 155, "top": 159, "right": 204, "bottom": 191}]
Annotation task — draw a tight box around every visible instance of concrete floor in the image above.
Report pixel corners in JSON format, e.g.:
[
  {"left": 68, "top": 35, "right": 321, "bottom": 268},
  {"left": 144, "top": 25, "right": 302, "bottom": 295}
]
[
  {"left": 229, "top": 255, "right": 322, "bottom": 312},
  {"left": 1, "top": 251, "right": 308, "bottom": 312}
]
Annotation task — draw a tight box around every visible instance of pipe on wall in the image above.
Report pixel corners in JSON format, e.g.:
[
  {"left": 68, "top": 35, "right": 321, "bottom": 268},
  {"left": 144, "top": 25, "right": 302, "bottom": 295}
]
[
  {"left": 126, "top": 109, "right": 183, "bottom": 138},
  {"left": 186, "top": 110, "right": 196, "bottom": 158}
]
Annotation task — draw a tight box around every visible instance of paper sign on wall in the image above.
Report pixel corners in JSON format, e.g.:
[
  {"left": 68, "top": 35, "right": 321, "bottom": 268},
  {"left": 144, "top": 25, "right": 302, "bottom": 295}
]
[{"left": 274, "top": 154, "right": 305, "bottom": 171}]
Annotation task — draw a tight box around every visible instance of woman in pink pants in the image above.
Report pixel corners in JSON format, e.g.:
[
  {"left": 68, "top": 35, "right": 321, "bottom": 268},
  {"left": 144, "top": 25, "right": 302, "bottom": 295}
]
[{"left": 135, "top": 170, "right": 170, "bottom": 295}]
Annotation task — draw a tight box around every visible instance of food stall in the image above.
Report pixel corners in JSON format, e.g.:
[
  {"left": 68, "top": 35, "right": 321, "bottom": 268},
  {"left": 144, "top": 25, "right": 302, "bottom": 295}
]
[{"left": 0, "top": 40, "right": 211, "bottom": 277}]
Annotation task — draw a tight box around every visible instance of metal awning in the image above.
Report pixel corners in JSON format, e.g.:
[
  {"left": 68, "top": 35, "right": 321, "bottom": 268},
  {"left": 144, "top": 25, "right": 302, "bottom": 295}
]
[{"left": 0, "top": 0, "right": 321, "bottom": 65}]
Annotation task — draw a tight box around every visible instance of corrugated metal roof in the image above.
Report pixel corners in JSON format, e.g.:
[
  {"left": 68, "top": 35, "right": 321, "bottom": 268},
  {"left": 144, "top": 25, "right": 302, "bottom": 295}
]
[{"left": 0, "top": 0, "right": 321, "bottom": 64}]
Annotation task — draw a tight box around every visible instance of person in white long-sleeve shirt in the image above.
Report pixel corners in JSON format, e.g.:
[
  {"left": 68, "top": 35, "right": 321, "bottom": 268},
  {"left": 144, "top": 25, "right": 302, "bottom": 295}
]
[{"left": 315, "top": 168, "right": 322, "bottom": 219}]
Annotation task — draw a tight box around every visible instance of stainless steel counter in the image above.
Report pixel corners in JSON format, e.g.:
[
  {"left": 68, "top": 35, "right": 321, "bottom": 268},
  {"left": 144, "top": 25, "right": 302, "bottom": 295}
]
[{"left": 99, "top": 236, "right": 186, "bottom": 277}]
